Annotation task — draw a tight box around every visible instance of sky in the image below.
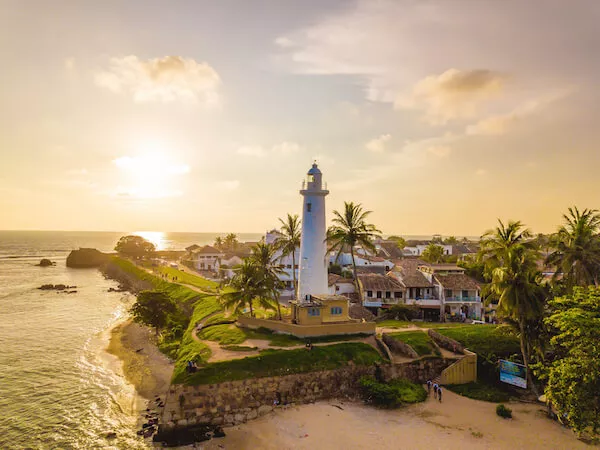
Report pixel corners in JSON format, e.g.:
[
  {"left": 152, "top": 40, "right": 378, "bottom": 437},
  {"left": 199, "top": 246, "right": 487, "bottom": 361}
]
[{"left": 1, "top": 0, "right": 600, "bottom": 236}]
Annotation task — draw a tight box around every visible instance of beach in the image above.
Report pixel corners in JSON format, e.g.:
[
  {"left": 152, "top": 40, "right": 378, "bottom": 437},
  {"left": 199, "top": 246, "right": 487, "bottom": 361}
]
[
  {"left": 106, "top": 319, "right": 174, "bottom": 401},
  {"left": 203, "top": 391, "right": 586, "bottom": 450}
]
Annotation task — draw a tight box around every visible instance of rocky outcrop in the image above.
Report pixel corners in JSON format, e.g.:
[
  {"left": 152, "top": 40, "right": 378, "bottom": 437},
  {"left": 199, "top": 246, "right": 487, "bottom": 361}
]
[
  {"left": 66, "top": 248, "right": 110, "bottom": 268},
  {"left": 37, "top": 259, "right": 55, "bottom": 267},
  {"left": 382, "top": 333, "right": 419, "bottom": 359},
  {"left": 101, "top": 260, "right": 153, "bottom": 294}
]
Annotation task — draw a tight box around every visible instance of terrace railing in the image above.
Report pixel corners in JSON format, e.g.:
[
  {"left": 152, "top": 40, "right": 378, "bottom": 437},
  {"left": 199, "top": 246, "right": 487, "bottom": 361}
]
[{"left": 445, "top": 296, "right": 480, "bottom": 303}]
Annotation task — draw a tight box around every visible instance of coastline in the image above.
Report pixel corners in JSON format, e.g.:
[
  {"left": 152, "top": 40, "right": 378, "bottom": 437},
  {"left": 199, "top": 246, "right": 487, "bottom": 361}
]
[{"left": 106, "top": 319, "right": 174, "bottom": 401}]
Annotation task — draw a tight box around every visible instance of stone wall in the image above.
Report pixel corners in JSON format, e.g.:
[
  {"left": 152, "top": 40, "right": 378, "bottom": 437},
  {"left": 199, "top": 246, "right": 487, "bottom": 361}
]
[
  {"left": 238, "top": 315, "right": 376, "bottom": 337},
  {"left": 161, "top": 358, "right": 455, "bottom": 431},
  {"left": 382, "top": 333, "right": 419, "bottom": 359},
  {"left": 428, "top": 329, "right": 465, "bottom": 354}
]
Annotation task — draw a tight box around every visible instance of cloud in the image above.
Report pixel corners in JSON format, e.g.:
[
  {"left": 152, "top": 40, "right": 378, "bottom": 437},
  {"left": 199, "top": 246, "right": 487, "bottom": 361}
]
[
  {"left": 366, "top": 134, "right": 391, "bottom": 152},
  {"left": 396, "top": 69, "right": 505, "bottom": 124},
  {"left": 237, "top": 141, "right": 303, "bottom": 157},
  {"left": 113, "top": 155, "right": 189, "bottom": 175},
  {"left": 237, "top": 145, "right": 267, "bottom": 157},
  {"left": 475, "top": 168, "right": 488, "bottom": 176},
  {"left": 466, "top": 89, "right": 573, "bottom": 136},
  {"left": 64, "top": 57, "right": 76, "bottom": 72},
  {"left": 95, "top": 55, "right": 221, "bottom": 105},
  {"left": 312, "top": 154, "right": 335, "bottom": 166},
  {"left": 426, "top": 146, "right": 452, "bottom": 158},
  {"left": 272, "top": 141, "right": 303, "bottom": 155},
  {"left": 217, "top": 180, "right": 240, "bottom": 190}
]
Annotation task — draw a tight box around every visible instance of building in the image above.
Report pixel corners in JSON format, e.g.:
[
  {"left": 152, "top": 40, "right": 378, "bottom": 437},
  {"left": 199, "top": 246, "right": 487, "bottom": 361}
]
[
  {"left": 358, "top": 273, "right": 405, "bottom": 312},
  {"left": 291, "top": 294, "right": 349, "bottom": 325},
  {"left": 191, "top": 245, "right": 224, "bottom": 272},
  {"left": 328, "top": 273, "right": 355, "bottom": 296},
  {"left": 265, "top": 229, "right": 300, "bottom": 299},
  {"left": 297, "top": 163, "right": 329, "bottom": 302}
]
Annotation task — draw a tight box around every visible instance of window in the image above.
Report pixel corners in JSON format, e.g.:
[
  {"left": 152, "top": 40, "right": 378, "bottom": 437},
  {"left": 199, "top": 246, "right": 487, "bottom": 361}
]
[
  {"left": 385, "top": 291, "right": 391, "bottom": 298},
  {"left": 307, "top": 203, "right": 312, "bottom": 212},
  {"left": 367, "top": 290, "right": 373, "bottom": 297},
  {"left": 308, "top": 307, "right": 320, "bottom": 316},
  {"left": 462, "top": 290, "right": 469, "bottom": 298},
  {"left": 307, "top": 174, "right": 314, "bottom": 183},
  {"left": 376, "top": 291, "right": 382, "bottom": 299},
  {"left": 394, "top": 291, "right": 402, "bottom": 298},
  {"left": 330, "top": 307, "right": 342, "bottom": 315},
  {"left": 294, "top": 265, "right": 298, "bottom": 269},
  {"left": 335, "top": 285, "right": 340, "bottom": 291},
  {"left": 286, "top": 264, "right": 292, "bottom": 269},
  {"left": 445, "top": 289, "right": 452, "bottom": 298}
]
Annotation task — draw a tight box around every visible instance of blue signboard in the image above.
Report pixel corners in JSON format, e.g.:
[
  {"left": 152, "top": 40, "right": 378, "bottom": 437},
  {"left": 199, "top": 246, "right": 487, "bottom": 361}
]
[{"left": 499, "top": 359, "right": 527, "bottom": 388}]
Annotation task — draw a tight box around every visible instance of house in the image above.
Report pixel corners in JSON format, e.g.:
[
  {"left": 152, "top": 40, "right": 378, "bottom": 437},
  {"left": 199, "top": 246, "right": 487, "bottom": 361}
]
[
  {"left": 358, "top": 273, "right": 405, "bottom": 312},
  {"left": 264, "top": 229, "right": 299, "bottom": 298},
  {"left": 290, "top": 294, "right": 350, "bottom": 325},
  {"left": 327, "top": 273, "right": 355, "bottom": 296},
  {"left": 191, "top": 245, "right": 224, "bottom": 272},
  {"left": 185, "top": 244, "right": 201, "bottom": 255},
  {"left": 388, "top": 259, "right": 439, "bottom": 320},
  {"left": 403, "top": 243, "right": 454, "bottom": 257}
]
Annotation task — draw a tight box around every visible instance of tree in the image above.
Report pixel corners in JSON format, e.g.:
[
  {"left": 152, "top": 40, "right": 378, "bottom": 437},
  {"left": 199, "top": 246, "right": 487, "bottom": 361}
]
[
  {"left": 114, "top": 235, "right": 156, "bottom": 260},
  {"left": 327, "top": 201, "right": 381, "bottom": 284},
  {"left": 545, "top": 207, "right": 600, "bottom": 293},
  {"left": 421, "top": 243, "right": 445, "bottom": 263},
  {"left": 220, "top": 259, "right": 263, "bottom": 317},
  {"left": 541, "top": 287, "right": 600, "bottom": 436},
  {"left": 276, "top": 213, "right": 301, "bottom": 300},
  {"left": 223, "top": 233, "right": 239, "bottom": 251},
  {"left": 130, "top": 290, "right": 178, "bottom": 335},
  {"left": 479, "top": 220, "right": 545, "bottom": 394},
  {"left": 250, "top": 242, "right": 286, "bottom": 319},
  {"left": 444, "top": 236, "right": 459, "bottom": 245},
  {"left": 388, "top": 235, "right": 407, "bottom": 249},
  {"left": 214, "top": 236, "right": 224, "bottom": 251}
]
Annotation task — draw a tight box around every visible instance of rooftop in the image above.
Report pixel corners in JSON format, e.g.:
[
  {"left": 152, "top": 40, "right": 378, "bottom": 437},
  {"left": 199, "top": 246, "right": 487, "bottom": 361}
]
[
  {"left": 434, "top": 273, "right": 480, "bottom": 290},
  {"left": 358, "top": 273, "right": 405, "bottom": 291},
  {"left": 328, "top": 273, "right": 354, "bottom": 286}
]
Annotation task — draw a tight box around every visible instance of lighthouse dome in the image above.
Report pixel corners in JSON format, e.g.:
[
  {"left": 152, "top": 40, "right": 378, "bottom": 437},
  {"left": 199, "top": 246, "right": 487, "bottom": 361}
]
[{"left": 307, "top": 163, "right": 321, "bottom": 175}]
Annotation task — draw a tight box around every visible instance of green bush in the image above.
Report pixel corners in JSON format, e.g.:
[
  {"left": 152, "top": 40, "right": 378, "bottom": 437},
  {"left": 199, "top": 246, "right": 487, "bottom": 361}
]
[
  {"left": 359, "top": 376, "right": 427, "bottom": 408},
  {"left": 447, "top": 381, "right": 511, "bottom": 403},
  {"left": 496, "top": 404, "right": 512, "bottom": 418}
]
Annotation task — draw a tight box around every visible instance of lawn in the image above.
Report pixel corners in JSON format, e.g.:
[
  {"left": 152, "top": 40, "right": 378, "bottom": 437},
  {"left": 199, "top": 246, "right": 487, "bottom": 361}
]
[
  {"left": 388, "top": 331, "right": 440, "bottom": 356},
  {"left": 437, "top": 325, "right": 520, "bottom": 356},
  {"left": 176, "top": 342, "right": 383, "bottom": 385},
  {"left": 446, "top": 381, "right": 512, "bottom": 403},
  {"left": 157, "top": 266, "right": 219, "bottom": 291}
]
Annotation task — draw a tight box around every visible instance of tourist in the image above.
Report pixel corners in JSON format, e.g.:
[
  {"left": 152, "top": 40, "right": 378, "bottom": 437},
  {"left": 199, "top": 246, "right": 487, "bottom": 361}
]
[
  {"left": 426, "top": 379, "right": 432, "bottom": 394},
  {"left": 438, "top": 386, "right": 443, "bottom": 403},
  {"left": 433, "top": 383, "right": 439, "bottom": 400}
]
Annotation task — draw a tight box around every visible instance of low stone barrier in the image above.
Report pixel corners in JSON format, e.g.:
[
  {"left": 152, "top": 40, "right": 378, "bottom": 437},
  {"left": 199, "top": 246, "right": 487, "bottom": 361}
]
[
  {"left": 427, "top": 329, "right": 465, "bottom": 354},
  {"left": 374, "top": 336, "right": 394, "bottom": 362},
  {"left": 382, "top": 333, "right": 419, "bottom": 359},
  {"left": 238, "top": 315, "right": 376, "bottom": 337}
]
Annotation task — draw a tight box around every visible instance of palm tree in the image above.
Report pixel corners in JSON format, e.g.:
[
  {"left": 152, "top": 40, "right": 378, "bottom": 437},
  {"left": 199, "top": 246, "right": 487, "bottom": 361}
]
[
  {"left": 223, "top": 233, "right": 239, "bottom": 251},
  {"left": 219, "top": 259, "right": 263, "bottom": 317},
  {"left": 422, "top": 243, "right": 445, "bottom": 263},
  {"left": 327, "top": 201, "right": 381, "bottom": 284},
  {"left": 276, "top": 214, "right": 301, "bottom": 300},
  {"left": 480, "top": 220, "right": 545, "bottom": 394},
  {"left": 250, "top": 242, "right": 286, "bottom": 319},
  {"left": 214, "top": 236, "right": 224, "bottom": 251},
  {"left": 545, "top": 207, "right": 600, "bottom": 292}
]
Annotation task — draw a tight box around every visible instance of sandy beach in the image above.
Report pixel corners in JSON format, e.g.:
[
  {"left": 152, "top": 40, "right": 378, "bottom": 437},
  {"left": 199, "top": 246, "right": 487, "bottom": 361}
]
[
  {"left": 203, "top": 391, "right": 587, "bottom": 450},
  {"left": 106, "top": 319, "right": 174, "bottom": 401}
]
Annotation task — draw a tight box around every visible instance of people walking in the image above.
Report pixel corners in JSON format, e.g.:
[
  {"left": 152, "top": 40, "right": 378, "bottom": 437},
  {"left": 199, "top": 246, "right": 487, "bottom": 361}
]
[
  {"left": 433, "top": 383, "right": 439, "bottom": 400},
  {"left": 438, "top": 386, "right": 443, "bottom": 403},
  {"left": 426, "top": 379, "right": 432, "bottom": 395}
]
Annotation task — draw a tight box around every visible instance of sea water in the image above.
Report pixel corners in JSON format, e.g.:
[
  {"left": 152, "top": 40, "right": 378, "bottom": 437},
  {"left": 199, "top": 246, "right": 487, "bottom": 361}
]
[{"left": 0, "top": 230, "right": 261, "bottom": 449}]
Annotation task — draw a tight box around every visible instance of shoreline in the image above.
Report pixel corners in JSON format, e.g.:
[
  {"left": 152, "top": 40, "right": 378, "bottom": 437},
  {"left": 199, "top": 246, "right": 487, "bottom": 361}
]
[{"left": 106, "top": 319, "right": 174, "bottom": 401}]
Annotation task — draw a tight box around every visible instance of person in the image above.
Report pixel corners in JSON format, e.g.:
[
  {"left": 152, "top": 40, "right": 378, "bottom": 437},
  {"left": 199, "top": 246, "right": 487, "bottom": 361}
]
[
  {"left": 438, "top": 386, "right": 443, "bottom": 403},
  {"left": 426, "top": 379, "right": 432, "bottom": 395},
  {"left": 433, "top": 383, "right": 439, "bottom": 400}
]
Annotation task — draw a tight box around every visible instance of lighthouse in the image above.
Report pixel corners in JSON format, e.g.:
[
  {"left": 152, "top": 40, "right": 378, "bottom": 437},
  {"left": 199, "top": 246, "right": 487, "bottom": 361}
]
[{"left": 298, "top": 163, "right": 329, "bottom": 303}]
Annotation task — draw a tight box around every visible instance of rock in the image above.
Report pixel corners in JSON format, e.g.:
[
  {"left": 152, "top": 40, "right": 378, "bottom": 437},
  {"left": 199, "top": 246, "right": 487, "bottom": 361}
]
[
  {"left": 258, "top": 405, "right": 273, "bottom": 416},
  {"left": 104, "top": 432, "right": 117, "bottom": 439},
  {"left": 66, "top": 248, "right": 110, "bottom": 268},
  {"left": 246, "top": 409, "right": 258, "bottom": 420},
  {"left": 38, "top": 284, "right": 77, "bottom": 291},
  {"left": 37, "top": 259, "right": 55, "bottom": 267}
]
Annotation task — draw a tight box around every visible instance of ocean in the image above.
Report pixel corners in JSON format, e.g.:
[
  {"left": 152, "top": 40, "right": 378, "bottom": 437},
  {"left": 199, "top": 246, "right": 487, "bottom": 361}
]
[{"left": 0, "top": 230, "right": 262, "bottom": 450}]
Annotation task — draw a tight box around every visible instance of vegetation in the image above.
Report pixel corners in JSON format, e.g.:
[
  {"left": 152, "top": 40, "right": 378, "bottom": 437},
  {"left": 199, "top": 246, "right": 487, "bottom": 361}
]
[
  {"left": 437, "top": 326, "right": 520, "bottom": 356},
  {"left": 327, "top": 201, "right": 381, "bottom": 283},
  {"left": 545, "top": 207, "right": 600, "bottom": 293},
  {"left": 496, "top": 404, "right": 513, "bottom": 419},
  {"left": 421, "top": 243, "right": 445, "bottom": 263},
  {"left": 358, "top": 376, "right": 427, "bottom": 408},
  {"left": 387, "top": 235, "right": 407, "bottom": 249},
  {"left": 222, "top": 345, "right": 258, "bottom": 352},
  {"left": 214, "top": 233, "right": 240, "bottom": 252},
  {"left": 479, "top": 220, "right": 546, "bottom": 393},
  {"left": 176, "top": 343, "right": 382, "bottom": 385},
  {"left": 157, "top": 266, "right": 219, "bottom": 291},
  {"left": 276, "top": 213, "right": 301, "bottom": 300},
  {"left": 130, "top": 290, "right": 180, "bottom": 335},
  {"left": 447, "top": 381, "right": 511, "bottom": 403},
  {"left": 378, "top": 304, "right": 420, "bottom": 321},
  {"left": 249, "top": 242, "right": 286, "bottom": 319},
  {"left": 539, "top": 287, "right": 600, "bottom": 435},
  {"left": 388, "top": 331, "right": 440, "bottom": 356},
  {"left": 114, "top": 235, "right": 156, "bottom": 260},
  {"left": 376, "top": 320, "right": 467, "bottom": 329}
]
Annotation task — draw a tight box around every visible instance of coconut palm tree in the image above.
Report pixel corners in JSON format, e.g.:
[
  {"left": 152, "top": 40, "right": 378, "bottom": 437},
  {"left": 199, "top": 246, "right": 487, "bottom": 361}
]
[
  {"left": 480, "top": 220, "right": 545, "bottom": 394},
  {"left": 327, "top": 201, "right": 381, "bottom": 284},
  {"left": 214, "top": 236, "right": 224, "bottom": 251},
  {"left": 219, "top": 259, "right": 266, "bottom": 317},
  {"left": 250, "top": 242, "right": 286, "bottom": 319},
  {"left": 276, "top": 213, "right": 301, "bottom": 300},
  {"left": 545, "top": 207, "right": 600, "bottom": 292}
]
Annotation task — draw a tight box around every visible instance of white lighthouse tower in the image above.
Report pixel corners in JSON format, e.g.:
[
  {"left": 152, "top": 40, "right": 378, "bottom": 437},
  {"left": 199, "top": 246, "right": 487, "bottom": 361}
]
[{"left": 298, "top": 163, "right": 329, "bottom": 303}]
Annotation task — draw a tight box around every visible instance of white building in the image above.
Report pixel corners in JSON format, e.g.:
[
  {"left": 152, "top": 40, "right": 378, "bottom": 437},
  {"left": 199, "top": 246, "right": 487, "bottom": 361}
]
[
  {"left": 297, "top": 163, "right": 329, "bottom": 302},
  {"left": 403, "top": 244, "right": 454, "bottom": 257},
  {"left": 191, "top": 245, "right": 224, "bottom": 272}
]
